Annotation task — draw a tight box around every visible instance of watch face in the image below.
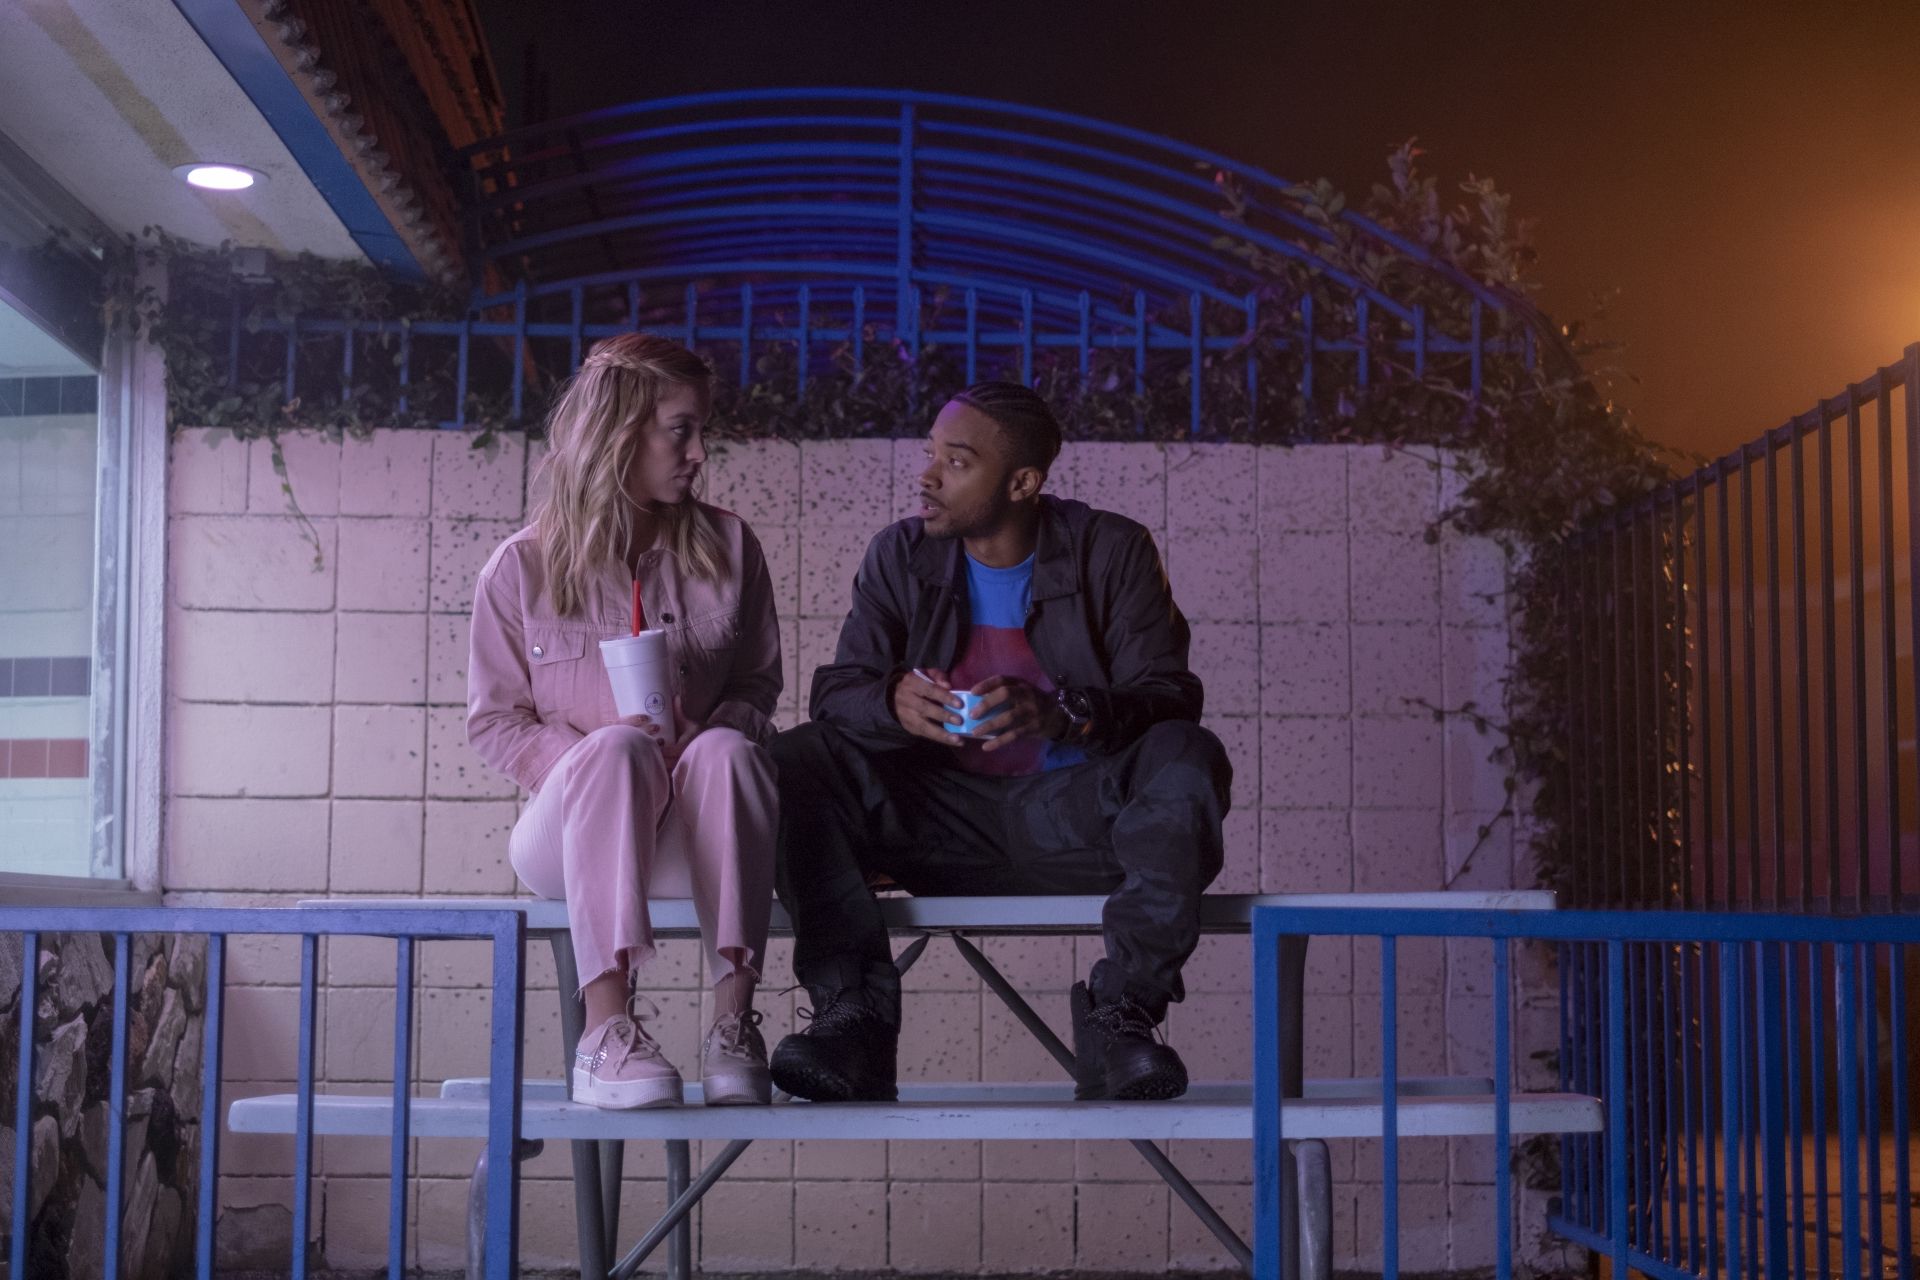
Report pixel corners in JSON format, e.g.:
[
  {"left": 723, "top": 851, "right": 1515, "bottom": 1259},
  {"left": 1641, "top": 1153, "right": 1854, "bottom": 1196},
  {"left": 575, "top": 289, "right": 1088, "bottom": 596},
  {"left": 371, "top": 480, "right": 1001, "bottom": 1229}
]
[{"left": 1061, "top": 689, "right": 1093, "bottom": 720}]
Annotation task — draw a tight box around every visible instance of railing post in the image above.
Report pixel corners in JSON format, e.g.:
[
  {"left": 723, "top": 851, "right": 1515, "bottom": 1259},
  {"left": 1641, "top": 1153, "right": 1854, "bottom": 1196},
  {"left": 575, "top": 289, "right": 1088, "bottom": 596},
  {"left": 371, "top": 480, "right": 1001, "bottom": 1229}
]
[
  {"left": 1835, "top": 943, "right": 1863, "bottom": 1280},
  {"left": 1251, "top": 911, "right": 1283, "bottom": 1280},
  {"left": 1188, "top": 291, "right": 1202, "bottom": 437},
  {"left": 896, "top": 102, "right": 916, "bottom": 335},
  {"left": 1243, "top": 291, "right": 1260, "bottom": 429},
  {"left": 570, "top": 285, "right": 585, "bottom": 369},
  {"left": 739, "top": 283, "right": 754, "bottom": 389},
  {"left": 292, "top": 934, "right": 317, "bottom": 1280},
  {"left": 196, "top": 935, "right": 226, "bottom": 1280},
  {"left": 1904, "top": 345, "right": 1920, "bottom": 909},
  {"left": 852, "top": 286, "right": 866, "bottom": 374},
  {"left": 964, "top": 288, "right": 978, "bottom": 385},
  {"left": 1611, "top": 939, "right": 1632, "bottom": 1279},
  {"left": 1381, "top": 934, "right": 1399, "bottom": 1280},
  {"left": 389, "top": 936, "right": 414, "bottom": 1279},
  {"left": 1021, "top": 289, "right": 1035, "bottom": 387},
  {"left": 485, "top": 912, "right": 527, "bottom": 1280},
  {"left": 1493, "top": 939, "right": 1513, "bottom": 1280},
  {"left": 10, "top": 931, "right": 38, "bottom": 1280},
  {"left": 1756, "top": 941, "right": 1790, "bottom": 1280},
  {"left": 104, "top": 934, "right": 130, "bottom": 1280},
  {"left": 797, "top": 284, "right": 811, "bottom": 404},
  {"left": 455, "top": 312, "right": 472, "bottom": 430},
  {"left": 510, "top": 278, "right": 527, "bottom": 421}
]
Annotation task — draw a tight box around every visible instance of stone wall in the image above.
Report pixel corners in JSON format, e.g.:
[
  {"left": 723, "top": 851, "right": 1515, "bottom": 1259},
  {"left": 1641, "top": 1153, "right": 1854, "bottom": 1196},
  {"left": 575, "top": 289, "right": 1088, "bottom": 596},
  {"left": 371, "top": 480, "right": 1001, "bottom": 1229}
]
[
  {"left": 159, "top": 427, "right": 1554, "bottom": 1274},
  {"left": 2, "top": 931, "right": 206, "bottom": 1278}
]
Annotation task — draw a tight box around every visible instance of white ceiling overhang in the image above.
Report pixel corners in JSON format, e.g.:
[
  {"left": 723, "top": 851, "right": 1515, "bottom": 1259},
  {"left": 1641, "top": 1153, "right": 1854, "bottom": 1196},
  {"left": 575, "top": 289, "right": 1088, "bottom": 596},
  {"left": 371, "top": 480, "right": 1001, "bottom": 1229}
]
[{"left": 0, "top": 0, "right": 379, "bottom": 263}]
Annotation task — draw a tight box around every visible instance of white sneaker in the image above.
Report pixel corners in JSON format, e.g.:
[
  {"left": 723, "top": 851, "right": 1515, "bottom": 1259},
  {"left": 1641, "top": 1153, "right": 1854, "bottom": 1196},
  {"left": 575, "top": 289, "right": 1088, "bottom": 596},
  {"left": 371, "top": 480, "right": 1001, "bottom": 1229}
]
[
  {"left": 572, "top": 995, "right": 682, "bottom": 1109},
  {"left": 700, "top": 1009, "right": 772, "bottom": 1105}
]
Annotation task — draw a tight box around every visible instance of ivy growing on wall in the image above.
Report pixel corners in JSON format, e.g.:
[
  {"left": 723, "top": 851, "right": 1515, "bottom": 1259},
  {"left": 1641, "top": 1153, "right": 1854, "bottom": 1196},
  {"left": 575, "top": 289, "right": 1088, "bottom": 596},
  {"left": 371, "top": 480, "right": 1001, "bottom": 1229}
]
[{"left": 93, "top": 145, "right": 1682, "bottom": 901}]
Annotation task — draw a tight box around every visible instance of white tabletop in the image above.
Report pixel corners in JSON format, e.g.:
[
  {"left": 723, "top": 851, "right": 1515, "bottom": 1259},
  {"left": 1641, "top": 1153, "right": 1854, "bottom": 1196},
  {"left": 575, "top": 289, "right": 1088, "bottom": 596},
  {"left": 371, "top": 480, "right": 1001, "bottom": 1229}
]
[{"left": 297, "top": 890, "right": 1556, "bottom": 936}]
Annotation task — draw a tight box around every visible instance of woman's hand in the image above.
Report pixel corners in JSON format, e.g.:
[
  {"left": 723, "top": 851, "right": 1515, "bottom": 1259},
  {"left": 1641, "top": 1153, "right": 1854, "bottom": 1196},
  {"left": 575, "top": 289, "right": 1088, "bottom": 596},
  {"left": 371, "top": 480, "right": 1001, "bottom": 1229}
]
[{"left": 619, "top": 697, "right": 701, "bottom": 766}]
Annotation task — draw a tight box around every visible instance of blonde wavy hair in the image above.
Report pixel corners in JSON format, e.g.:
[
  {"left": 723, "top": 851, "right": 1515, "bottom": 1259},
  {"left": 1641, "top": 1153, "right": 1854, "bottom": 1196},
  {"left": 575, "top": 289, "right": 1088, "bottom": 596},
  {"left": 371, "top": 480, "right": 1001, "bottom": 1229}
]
[{"left": 531, "top": 333, "right": 729, "bottom": 617}]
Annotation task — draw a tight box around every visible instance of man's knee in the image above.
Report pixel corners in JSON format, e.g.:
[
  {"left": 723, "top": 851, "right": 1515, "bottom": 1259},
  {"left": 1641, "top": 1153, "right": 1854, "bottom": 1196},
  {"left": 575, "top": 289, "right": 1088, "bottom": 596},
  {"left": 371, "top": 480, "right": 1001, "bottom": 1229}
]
[
  {"left": 1137, "top": 721, "right": 1232, "bottom": 802},
  {"left": 768, "top": 718, "right": 833, "bottom": 771}
]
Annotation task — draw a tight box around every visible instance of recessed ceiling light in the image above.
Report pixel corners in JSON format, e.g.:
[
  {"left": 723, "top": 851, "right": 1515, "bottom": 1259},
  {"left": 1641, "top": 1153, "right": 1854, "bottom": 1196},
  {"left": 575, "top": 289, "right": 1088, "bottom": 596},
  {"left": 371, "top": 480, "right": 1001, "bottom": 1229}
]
[{"left": 174, "top": 163, "right": 266, "bottom": 191}]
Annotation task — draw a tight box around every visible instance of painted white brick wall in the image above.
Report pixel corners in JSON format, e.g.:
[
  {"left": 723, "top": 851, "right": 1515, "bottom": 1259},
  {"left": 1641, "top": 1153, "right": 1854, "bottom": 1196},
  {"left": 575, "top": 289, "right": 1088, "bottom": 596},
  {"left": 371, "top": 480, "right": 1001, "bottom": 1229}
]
[{"left": 163, "top": 427, "right": 1550, "bottom": 1274}]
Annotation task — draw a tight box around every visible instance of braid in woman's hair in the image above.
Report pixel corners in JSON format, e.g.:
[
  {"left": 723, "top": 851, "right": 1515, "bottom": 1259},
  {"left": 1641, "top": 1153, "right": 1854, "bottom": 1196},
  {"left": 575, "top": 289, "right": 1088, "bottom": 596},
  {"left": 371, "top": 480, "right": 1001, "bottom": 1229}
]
[
  {"left": 953, "top": 381, "right": 1063, "bottom": 475},
  {"left": 532, "top": 332, "right": 727, "bottom": 612}
]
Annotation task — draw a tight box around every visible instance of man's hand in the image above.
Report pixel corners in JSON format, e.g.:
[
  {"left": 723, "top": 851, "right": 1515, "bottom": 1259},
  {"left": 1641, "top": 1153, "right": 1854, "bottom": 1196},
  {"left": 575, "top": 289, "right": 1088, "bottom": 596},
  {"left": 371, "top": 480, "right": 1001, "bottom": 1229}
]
[
  {"left": 891, "top": 667, "right": 965, "bottom": 746},
  {"left": 967, "top": 676, "right": 1068, "bottom": 752},
  {"left": 619, "top": 697, "right": 700, "bottom": 767}
]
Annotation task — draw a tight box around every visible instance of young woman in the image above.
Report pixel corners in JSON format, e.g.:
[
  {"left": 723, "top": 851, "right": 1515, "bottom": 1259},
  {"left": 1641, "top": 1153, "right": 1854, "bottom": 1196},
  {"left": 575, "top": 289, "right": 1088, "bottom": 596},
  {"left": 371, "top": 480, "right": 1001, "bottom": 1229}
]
[{"left": 467, "top": 332, "right": 781, "bottom": 1108}]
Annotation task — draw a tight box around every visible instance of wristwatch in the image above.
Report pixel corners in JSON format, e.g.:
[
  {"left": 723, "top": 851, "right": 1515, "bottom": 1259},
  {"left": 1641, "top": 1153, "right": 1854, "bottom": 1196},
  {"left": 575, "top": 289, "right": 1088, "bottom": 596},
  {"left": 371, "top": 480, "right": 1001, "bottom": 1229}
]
[{"left": 1053, "top": 687, "right": 1093, "bottom": 744}]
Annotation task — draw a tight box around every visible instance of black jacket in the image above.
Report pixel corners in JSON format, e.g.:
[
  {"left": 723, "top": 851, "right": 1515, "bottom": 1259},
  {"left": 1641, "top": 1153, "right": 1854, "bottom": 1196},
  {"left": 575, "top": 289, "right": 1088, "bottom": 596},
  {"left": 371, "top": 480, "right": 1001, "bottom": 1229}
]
[{"left": 810, "top": 495, "right": 1204, "bottom": 754}]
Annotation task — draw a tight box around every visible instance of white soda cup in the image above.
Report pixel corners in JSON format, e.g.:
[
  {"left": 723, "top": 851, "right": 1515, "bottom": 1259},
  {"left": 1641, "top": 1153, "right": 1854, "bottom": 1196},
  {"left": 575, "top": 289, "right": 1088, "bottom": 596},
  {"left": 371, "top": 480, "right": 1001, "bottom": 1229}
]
[{"left": 600, "top": 631, "right": 675, "bottom": 744}]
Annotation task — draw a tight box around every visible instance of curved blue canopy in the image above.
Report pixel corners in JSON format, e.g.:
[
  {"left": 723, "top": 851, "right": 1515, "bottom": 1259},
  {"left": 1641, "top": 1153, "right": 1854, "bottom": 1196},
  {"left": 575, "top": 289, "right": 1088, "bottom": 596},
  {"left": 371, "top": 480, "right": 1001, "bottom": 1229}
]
[{"left": 462, "top": 88, "right": 1523, "bottom": 334}]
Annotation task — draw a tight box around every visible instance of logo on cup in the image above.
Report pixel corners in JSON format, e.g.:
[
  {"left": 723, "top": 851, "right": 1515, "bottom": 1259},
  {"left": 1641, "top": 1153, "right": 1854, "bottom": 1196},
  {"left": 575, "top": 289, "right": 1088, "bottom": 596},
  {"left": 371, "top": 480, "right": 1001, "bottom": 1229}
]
[{"left": 644, "top": 691, "right": 667, "bottom": 717}]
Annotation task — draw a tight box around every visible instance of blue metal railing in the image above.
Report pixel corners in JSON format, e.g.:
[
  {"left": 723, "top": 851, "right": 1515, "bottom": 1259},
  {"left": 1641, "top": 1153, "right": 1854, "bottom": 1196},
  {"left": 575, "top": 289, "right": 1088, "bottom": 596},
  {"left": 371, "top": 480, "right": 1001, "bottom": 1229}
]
[
  {"left": 218, "top": 89, "right": 1541, "bottom": 438},
  {"left": 1252, "top": 907, "right": 1920, "bottom": 1280},
  {"left": 2, "top": 906, "right": 526, "bottom": 1280},
  {"left": 1561, "top": 344, "right": 1920, "bottom": 916}
]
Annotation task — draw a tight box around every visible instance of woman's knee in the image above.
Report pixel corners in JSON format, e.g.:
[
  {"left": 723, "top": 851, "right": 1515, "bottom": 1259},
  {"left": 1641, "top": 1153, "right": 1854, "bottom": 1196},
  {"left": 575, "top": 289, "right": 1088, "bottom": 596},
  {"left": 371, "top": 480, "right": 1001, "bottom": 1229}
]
[
  {"left": 571, "top": 724, "right": 671, "bottom": 782},
  {"left": 682, "top": 726, "right": 773, "bottom": 781}
]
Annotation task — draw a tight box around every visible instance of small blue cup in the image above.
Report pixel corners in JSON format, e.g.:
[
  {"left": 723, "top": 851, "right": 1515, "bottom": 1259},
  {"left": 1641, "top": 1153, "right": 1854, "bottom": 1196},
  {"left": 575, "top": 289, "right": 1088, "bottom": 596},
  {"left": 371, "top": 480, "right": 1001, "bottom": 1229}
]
[{"left": 943, "top": 690, "right": 999, "bottom": 737}]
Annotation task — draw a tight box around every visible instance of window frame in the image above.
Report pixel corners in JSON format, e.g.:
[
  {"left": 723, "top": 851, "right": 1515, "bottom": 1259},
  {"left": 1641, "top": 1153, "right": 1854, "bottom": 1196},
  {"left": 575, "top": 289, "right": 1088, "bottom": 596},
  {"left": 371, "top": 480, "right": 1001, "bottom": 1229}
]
[{"left": 0, "top": 255, "right": 164, "bottom": 896}]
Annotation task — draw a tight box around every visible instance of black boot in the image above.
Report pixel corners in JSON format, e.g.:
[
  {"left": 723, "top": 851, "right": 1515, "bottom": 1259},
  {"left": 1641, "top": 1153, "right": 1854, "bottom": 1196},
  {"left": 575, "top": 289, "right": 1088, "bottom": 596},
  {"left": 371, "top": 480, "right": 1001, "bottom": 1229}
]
[
  {"left": 769, "top": 988, "right": 899, "bottom": 1102},
  {"left": 1070, "top": 981, "right": 1188, "bottom": 1101}
]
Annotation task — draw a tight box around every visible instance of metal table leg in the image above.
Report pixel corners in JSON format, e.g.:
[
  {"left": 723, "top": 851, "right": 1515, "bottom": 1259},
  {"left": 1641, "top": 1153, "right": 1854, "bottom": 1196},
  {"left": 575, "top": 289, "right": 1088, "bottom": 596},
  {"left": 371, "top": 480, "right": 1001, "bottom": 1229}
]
[
  {"left": 601, "top": 1137, "right": 626, "bottom": 1264},
  {"left": 1293, "top": 1139, "right": 1332, "bottom": 1280},
  {"left": 466, "top": 1138, "right": 546, "bottom": 1280},
  {"left": 946, "top": 930, "right": 1257, "bottom": 1273},
  {"left": 610, "top": 1140, "right": 754, "bottom": 1280},
  {"left": 666, "top": 1140, "right": 691, "bottom": 1280},
  {"left": 550, "top": 931, "right": 611, "bottom": 1279}
]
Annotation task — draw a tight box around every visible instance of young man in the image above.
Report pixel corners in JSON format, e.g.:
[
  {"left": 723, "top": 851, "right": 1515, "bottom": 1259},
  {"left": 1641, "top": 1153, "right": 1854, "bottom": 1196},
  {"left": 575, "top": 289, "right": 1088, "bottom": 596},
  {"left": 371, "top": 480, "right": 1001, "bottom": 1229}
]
[{"left": 768, "top": 381, "right": 1231, "bottom": 1103}]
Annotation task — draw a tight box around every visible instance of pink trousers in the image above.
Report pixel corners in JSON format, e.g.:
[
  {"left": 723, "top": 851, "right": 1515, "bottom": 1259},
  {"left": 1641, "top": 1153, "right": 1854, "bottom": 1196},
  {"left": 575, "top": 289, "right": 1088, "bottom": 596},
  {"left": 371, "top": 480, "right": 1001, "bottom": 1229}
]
[{"left": 508, "top": 725, "right": 778, "bottom": 992}]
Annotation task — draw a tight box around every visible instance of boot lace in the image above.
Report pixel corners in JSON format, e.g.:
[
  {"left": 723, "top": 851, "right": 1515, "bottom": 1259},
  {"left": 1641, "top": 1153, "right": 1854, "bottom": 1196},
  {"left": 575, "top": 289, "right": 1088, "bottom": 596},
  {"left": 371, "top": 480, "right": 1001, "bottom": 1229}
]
[
  {"left": 797, "top": 991, "right": 881, "bottom": 1038},
  {"left": 1085, "top": 995, "right": 1160, "bottom": 1043}
]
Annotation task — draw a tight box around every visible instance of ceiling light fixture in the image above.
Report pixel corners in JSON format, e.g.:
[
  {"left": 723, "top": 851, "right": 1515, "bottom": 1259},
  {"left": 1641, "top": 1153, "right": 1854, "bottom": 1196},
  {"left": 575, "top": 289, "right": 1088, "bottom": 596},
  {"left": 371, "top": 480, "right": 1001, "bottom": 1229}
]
[{"left": 174, "top": 163, "right": 266, "bottom": 192}]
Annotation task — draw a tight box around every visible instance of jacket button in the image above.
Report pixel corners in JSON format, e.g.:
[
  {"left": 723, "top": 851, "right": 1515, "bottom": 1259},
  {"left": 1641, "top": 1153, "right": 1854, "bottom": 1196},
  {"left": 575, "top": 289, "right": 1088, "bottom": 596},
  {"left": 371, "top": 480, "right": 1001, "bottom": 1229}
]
[
  {"left": 678, "top": 662, "right": 689, "bottom": 676},
  {"left": 531, "top": 645, "right": 544, "bottom": 658},
  {"left": 662, "top": 612, "right": 675, "bottom": 624}
]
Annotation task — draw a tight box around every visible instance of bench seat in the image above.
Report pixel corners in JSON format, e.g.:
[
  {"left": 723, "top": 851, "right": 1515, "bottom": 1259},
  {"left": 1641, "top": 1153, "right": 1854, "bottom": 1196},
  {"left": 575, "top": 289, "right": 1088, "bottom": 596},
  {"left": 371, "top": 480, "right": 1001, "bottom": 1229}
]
[
  {"left": 228, "top": 1083, "right": 1600, "bottom": 1144},
  {"left": 438, "top": 1074, "right": 1495, "bottom": 1104},
  {"left": 301, "top": 890, "right": 1556, "bottom": 936}
]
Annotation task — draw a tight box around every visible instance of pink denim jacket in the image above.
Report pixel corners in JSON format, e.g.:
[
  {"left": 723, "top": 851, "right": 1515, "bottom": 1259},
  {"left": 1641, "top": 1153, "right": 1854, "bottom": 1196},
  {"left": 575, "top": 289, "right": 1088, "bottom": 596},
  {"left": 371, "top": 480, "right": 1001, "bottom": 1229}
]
[{"left": 466, "top": 505, "right": 783, "bottom": 792}]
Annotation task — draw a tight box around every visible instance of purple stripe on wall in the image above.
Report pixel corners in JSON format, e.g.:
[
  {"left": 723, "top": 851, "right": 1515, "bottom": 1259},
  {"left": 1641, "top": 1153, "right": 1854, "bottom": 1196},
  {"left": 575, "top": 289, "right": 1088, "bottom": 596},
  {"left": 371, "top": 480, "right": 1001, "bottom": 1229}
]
[{"left": 0, "top": 657, "right": 90, "bottom": 698}]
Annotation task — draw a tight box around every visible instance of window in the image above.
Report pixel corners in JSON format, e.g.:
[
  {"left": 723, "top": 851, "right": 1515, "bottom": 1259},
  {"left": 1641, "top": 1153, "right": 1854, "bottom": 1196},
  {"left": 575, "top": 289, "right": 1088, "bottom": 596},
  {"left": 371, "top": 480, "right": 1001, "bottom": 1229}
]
[{"left": 0, "top": 292, "right": 116, "bottom": 879}]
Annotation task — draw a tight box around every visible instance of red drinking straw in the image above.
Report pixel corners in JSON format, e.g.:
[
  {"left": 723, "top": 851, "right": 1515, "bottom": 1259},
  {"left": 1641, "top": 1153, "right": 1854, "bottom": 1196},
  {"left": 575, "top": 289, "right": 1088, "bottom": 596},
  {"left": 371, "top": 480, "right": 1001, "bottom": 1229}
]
[{"left": 631, "top": 579, "right": 645, "bottom": 636}]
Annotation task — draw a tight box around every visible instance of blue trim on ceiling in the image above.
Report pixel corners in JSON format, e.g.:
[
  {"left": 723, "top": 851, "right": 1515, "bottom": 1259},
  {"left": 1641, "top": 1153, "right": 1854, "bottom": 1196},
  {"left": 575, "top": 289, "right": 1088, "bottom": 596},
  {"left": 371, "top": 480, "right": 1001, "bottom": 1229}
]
[{"left": 169, "top": 0, "right": 425, "bottom": 279}]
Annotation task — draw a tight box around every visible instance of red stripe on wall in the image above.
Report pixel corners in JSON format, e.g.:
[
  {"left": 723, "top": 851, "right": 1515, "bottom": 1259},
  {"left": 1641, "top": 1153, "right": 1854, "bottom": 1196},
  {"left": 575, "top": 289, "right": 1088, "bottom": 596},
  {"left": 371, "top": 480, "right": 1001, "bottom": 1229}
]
[{"left": 0, "top": 739, "right": 88, "bottom": 779}]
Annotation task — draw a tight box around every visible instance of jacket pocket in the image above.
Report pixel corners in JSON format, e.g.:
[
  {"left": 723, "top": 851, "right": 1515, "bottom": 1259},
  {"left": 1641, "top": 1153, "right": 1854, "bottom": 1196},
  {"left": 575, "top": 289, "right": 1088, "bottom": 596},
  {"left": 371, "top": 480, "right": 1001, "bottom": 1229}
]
[
  {"left": 681, "top": 608, "right": 742, "bottom": 654},
  {"left": 523, "top": 626, "right": 592, "bottom": 718},
  {"left": 671, "top": 608, "right": 740, "bottom": 717}
]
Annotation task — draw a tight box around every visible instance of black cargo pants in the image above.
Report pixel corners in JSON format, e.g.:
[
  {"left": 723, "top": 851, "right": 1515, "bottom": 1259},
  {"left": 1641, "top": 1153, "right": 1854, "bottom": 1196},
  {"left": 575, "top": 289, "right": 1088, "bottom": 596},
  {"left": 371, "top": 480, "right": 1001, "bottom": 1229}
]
[{"left": 770, "top": 718, "right": 1232, "bottom": 1023}]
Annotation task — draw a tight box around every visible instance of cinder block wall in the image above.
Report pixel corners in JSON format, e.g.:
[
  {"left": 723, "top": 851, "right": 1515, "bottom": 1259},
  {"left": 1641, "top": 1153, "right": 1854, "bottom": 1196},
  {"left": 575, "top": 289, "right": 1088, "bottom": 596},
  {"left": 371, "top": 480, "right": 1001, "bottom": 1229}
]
[{"left": 163, "top": 428, "right": 1553, "bottom": 1274}]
